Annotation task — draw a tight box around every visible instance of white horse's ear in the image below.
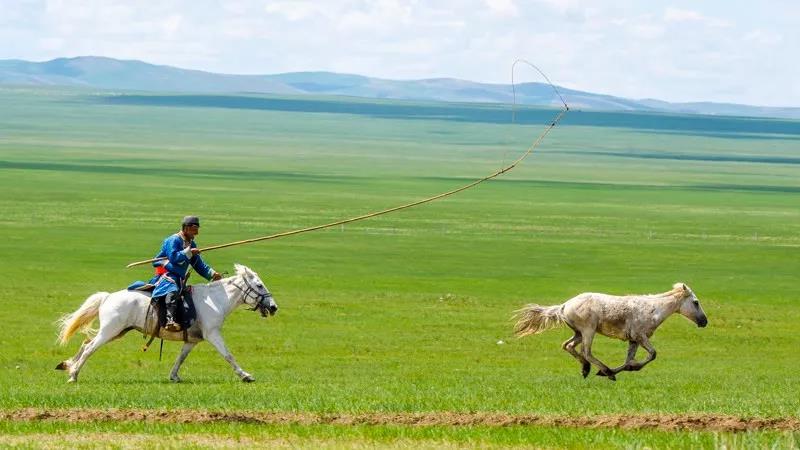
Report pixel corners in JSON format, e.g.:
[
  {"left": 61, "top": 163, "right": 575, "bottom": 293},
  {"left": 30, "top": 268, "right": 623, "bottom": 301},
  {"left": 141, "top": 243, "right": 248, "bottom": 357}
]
[
  {"left": 681, "top": 283, "right": 689, "bottom": 292},
  {"left": 234, "top": 263, "right": 245, "bottom": 275}
]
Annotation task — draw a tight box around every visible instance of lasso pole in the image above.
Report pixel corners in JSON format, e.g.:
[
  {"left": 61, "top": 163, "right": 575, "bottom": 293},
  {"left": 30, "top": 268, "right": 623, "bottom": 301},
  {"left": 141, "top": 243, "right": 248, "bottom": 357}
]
[{"left": 126, "top": 62, "right": 568, "bottom": 269}]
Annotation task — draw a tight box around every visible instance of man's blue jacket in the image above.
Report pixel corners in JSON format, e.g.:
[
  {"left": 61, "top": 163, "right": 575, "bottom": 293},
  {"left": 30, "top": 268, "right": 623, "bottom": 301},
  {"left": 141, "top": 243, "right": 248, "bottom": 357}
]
[{"left": 150, "top": 233, "right": 215, "bottom": 298}]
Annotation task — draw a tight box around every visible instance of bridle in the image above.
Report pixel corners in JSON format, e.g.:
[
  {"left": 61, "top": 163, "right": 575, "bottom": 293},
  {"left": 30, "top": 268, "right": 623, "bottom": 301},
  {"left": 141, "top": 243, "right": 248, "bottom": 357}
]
[{"left": 230, "top": 275, "right": 273, "bottom": 316}]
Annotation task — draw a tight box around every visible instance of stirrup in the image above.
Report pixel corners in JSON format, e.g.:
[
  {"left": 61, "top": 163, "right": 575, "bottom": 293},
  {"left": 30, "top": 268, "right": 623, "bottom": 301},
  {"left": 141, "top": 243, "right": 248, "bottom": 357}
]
[{"left": 164, "top": 321, "right": 182, "bottom": 332}]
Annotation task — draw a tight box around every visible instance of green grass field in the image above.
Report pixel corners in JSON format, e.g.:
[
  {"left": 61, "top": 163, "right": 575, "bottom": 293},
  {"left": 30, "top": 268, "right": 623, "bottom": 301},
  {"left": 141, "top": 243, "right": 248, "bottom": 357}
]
[{"left": 1, "top": 85, "right": 798, "bottom": 448}]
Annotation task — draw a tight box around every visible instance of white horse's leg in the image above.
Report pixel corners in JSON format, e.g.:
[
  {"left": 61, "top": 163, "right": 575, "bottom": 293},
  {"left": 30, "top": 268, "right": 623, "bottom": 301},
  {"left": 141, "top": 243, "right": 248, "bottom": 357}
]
[
  {"left": 626, "top": 336, "right": 656, "bottom": 371},
  {"left": 169, "top": 342, "right": 197, "bottom": 383},
  {"left": 205, "top": 329, "right": 255, "bottom": 382},
  {"left": 56, "top": 337, "right": 92, "bottom": 371},
  {"left": 561, "top": 333, "right": 591, "bottom": 378},
  {"left": 610, "top": 341, "right": 639, "bottom": 374},
  {"left": 580, "top": 331, "right": 616, "bottom": 381},
  {"left": 67, "top": 323, "right": 126, "bottom": 383}
]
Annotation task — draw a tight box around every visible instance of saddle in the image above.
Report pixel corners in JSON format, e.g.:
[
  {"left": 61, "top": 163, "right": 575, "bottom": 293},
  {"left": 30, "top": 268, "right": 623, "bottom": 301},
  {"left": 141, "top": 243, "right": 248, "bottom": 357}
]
[
  {"left": 127, "top": 282, "right": 197, "bottom": 347},
  {"left": 127, "top": 282, "right": 197, "bottom": 332},
  {"left": 150, "top": 288, "right": 197, "bottom": 333}
]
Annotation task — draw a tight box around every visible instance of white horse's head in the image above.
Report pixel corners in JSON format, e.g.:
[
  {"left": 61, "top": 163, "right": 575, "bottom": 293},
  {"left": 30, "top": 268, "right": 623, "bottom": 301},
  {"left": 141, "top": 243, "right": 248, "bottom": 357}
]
[
  {"left": 674, "top": 283, "right": 707, "bottom": 328},
  {"left": 233, "top": 264, "right": 278, "bottom": 317}
]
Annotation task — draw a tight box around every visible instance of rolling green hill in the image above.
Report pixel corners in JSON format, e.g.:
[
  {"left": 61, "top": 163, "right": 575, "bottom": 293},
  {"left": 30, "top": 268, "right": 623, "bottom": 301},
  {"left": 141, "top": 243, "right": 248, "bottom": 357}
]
[{"left": 3, "top": 56, "right": 799, "bottom": 119}]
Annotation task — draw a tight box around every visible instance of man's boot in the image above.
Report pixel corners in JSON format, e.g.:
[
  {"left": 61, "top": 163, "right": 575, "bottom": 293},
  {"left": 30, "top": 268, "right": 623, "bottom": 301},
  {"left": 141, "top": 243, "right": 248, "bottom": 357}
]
[{"left": 164, "top": 292, "right": 182, "bottom": 332}]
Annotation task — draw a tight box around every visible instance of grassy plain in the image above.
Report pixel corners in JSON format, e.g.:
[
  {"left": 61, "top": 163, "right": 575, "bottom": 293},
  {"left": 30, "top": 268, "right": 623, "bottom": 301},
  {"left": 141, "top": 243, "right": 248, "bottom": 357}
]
[{"left": 0, "top": 86, "right": 799, "bottom": 447}]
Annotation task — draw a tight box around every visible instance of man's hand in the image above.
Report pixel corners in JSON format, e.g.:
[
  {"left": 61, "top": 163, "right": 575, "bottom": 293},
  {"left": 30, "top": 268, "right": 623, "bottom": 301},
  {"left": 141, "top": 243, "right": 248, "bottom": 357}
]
[
  {"left": 191, "top": 248, "right": 201, "bottom": 256},
  {"left": 211, "top": 272, "right": 222, "bottom": 281}
]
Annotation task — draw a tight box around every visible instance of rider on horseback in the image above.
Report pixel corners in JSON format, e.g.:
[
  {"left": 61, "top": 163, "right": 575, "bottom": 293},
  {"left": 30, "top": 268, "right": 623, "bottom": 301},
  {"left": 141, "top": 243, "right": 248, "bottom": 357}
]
[{"left": 152, "top": 216, "right": 222, "bottom": 331}]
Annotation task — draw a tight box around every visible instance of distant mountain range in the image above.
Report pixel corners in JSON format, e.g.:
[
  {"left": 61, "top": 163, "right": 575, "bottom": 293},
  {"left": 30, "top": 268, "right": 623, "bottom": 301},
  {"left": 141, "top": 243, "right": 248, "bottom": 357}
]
[{"left": 1, "top": 56, "right": 798, "bottom": 120}]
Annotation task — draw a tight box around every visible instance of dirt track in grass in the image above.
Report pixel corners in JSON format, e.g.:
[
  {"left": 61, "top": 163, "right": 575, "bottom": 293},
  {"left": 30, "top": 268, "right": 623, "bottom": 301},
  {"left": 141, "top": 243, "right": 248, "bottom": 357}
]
[{"left": 2, "top": 409, "right": 799, "bottom": 432}]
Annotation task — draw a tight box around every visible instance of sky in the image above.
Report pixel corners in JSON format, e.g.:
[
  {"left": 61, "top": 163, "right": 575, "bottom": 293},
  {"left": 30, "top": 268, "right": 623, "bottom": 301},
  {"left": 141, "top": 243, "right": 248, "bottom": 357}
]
[{"left": 1, "top": 0, "right": 798, "bottom": 107}]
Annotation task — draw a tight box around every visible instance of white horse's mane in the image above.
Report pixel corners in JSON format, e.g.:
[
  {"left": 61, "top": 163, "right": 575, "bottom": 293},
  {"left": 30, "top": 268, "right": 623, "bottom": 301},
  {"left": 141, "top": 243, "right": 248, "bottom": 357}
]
[
  {"left": 233, "top": 263, "right": 254, "bottom": 278},
  {"left": 636, "top": 283, "right": 691, "bottom": 299},
  {"left": 668, "top": 282, "right": 691, "bottom": 298}
]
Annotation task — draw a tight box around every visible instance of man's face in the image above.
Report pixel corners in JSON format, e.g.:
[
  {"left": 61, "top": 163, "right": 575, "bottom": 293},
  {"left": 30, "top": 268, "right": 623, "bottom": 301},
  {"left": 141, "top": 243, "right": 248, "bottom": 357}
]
[{"left": 183, "top": 224, "right": 200, "bottom": 239}]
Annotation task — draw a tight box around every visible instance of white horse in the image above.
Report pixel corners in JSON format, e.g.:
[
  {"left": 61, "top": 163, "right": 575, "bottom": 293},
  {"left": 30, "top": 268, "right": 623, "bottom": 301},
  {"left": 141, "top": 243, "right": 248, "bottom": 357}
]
[
  {"left": 514, "top": 283, "right": 707, "bottom": 381},
  {"left": 56, "top": 264, "right": 277, "bottom": 383}
]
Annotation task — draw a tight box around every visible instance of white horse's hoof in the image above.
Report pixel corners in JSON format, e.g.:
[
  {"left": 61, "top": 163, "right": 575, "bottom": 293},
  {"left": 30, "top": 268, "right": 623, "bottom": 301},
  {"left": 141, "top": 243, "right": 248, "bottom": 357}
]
[
  {"left": 170, "top": 376, "right": 182, "bottom": 383},
  {"left": 241, "top": 374, "right": 255, "bottom": 383},
  {"left": 67, "top": 377, "right": 76, "bottom": 384}
]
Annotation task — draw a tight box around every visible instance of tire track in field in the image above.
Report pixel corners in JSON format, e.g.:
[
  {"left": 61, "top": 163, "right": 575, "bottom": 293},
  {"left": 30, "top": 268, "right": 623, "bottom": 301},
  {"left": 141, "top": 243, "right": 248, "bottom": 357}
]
[{"left": 2, "top": 409, "right": 799, "bottom": 432}]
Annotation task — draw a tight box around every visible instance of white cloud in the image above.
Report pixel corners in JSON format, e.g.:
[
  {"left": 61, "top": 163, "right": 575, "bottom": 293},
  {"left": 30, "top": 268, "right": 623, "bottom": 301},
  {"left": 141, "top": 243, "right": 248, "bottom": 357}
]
[
  {"left": 162, "top": 15, "right": 182, "bottom": 38},
  {"left": 664, "top": 7, "right": 731, "bottom": 28},
  {"left": 743, "top": 29, "right": 782, "bottom": 45},
  {"left": 335, "top": 1, "right": 416, "bottom": 34},
  {"left": 39, "top": 37, "right": 65, "bottom": 52},
  {"left": 264, "top": 1, "right": 317, "bottom": 21},
  {"left": 484, "top": 0, "right": 518, "bottom": 17},
  {"left": 664, "top": 7, "right": 703, "bottom": 22},
  {"left": 536, "top": 0, "right": 582, "bottom": 15},
  {"left": 628, "top": 23, "right": 664, "bottom": 40}
]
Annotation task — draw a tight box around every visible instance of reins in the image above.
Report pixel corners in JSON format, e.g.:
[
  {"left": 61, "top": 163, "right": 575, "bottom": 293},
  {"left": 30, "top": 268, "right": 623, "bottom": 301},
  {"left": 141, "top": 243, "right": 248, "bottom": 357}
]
[
  {"left": 230, "top": 276, "right": 271, "bottom": 314},
  {"left": 126, "top": 61, "right": 568, "bottom": 269}
]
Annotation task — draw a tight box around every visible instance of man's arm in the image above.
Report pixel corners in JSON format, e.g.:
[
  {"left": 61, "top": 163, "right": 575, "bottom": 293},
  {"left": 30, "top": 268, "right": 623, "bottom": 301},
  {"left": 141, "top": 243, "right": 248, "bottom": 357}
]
[
  {"left": 165, "top": 235, "right": 193, "bottom": 266},
  {"left": 188, "top": 245, "right": 221, "bottom": 281}
]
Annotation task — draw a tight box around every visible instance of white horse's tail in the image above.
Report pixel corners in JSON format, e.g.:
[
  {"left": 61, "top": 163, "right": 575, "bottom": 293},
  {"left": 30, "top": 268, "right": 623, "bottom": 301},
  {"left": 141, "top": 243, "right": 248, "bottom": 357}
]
[
  {"left": 57, "top": 292, "right": 110, "bottom": 345},
  {"left": 513, "top": 304, "right": 565, "bottom": 338}
]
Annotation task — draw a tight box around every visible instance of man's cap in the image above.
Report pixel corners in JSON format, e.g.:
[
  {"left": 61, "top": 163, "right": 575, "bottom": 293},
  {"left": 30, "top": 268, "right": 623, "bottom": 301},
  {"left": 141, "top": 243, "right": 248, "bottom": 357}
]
[{"left": 182, "top": 216, "right": 200, "bottom": 227}]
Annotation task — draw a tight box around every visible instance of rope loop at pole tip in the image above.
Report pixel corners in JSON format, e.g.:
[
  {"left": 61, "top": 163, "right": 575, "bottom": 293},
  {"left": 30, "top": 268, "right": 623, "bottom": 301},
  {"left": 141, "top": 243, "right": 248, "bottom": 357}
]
[
  {"left": 511, "top": 59, "right": 569, "bottom": 111},
  {"left": 126, "top": 61, "right": 569, "bottom": 268}
]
